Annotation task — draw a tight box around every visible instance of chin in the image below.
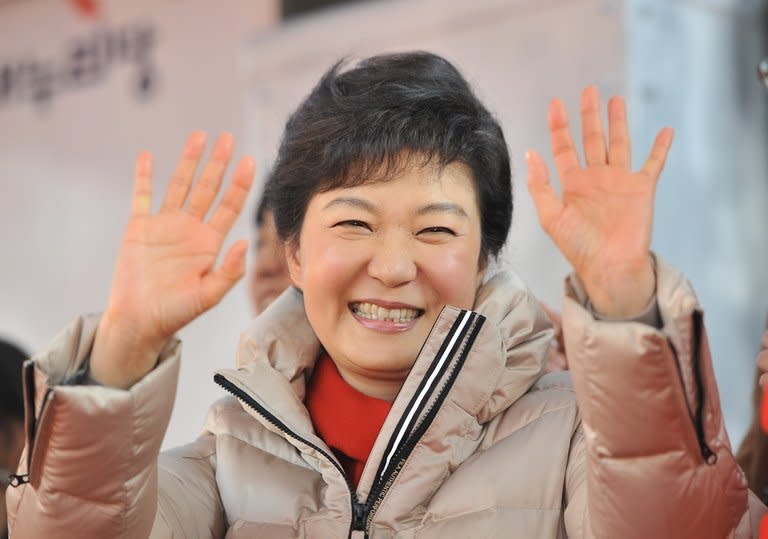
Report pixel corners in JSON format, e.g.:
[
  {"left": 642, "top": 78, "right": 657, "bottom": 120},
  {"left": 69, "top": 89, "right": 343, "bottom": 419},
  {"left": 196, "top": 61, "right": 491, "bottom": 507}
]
[{"left": 352, "top": 352, "right": 417, "bottom": 376}]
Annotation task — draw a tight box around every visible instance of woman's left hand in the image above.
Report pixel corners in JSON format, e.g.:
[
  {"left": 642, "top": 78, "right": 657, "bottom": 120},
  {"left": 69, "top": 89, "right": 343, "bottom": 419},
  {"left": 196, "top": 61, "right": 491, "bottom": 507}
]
[{"left": 526, "top": 86, "right": 673, "bottom": 318}]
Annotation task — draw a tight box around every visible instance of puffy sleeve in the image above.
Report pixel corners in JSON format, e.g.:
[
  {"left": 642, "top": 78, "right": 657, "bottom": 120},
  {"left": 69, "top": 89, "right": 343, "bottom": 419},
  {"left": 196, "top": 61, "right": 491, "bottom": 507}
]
[
  {"left": 561, "top": 256, "right": 766, "bottom": 538},
  {"left": 5, "top": 314, "right": 226, "bottom": 539}
]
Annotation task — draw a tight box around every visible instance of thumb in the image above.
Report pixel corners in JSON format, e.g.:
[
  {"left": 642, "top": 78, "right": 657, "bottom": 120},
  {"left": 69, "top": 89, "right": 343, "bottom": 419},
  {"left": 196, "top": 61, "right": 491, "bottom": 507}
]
[
  {"left": 526, "top": 149, "right": 563, "bottom": 234},
  {"left": 641, "top": 127, "right": 674, "bottom": 183},
  {"left": 200, "top": 239, "right": 248, "bottom": 309}
]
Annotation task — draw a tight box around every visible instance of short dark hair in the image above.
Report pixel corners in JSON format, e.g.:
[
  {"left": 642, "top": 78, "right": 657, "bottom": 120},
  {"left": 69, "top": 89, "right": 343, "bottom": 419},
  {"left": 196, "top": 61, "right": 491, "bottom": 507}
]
[
  {"left": 264, "top": 51, "right": 512, "bottom": 260},
  {"left": 0, "top": 339, "right": 27, "bottom": 424}
]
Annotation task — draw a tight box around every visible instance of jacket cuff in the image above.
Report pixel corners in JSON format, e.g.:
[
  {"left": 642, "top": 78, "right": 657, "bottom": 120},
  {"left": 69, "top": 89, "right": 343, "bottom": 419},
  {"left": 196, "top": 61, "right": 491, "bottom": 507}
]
[
  {"left": 586, "top": 296, "right": 662, "bottom": 328},
  {"left": 568, "top": 253, "right": 662, "bottom": 328},
  {"left": 18, "top": 314, "right": 181, "bottom": 502},
  {"left": 60, "top": 357, "right": 102, "bottom": 386}
]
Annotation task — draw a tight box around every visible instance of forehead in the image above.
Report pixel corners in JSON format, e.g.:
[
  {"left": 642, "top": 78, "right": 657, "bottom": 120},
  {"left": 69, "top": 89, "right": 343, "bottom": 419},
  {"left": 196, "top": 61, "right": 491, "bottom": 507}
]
[{"left": 316, "top": 159, "right": 478, "bottom": 207}]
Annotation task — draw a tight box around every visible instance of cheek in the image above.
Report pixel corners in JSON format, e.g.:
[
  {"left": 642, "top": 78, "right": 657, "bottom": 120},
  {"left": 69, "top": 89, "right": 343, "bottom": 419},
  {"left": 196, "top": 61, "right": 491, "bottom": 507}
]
[
  {"left": 304, "top": 241, "right": 366, "bottom": 283},
  {"left": 299, "top": 236, "right": 370, "bottom": 318},
  {"left": 419, "top": 245, "right": 481, "bottom": 309}
]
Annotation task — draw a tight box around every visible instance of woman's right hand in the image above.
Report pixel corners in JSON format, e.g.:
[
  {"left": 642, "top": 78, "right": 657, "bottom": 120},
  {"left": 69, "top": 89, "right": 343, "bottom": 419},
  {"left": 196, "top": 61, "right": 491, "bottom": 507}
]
[{"left": 90, "top": 132, "right": 256, "bottom": 388}]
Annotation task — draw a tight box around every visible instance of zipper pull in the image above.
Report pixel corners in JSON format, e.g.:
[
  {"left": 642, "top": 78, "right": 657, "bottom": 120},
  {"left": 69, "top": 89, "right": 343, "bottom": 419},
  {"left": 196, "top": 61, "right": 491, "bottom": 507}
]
[
  {"left": 351, "top": 500, "right": 369, "bottom": 531},
  {"left": 701, "top": 444, "right": 717, "bottom": 465},
  {"left": 8, "top": 473, "right": 29, "bottom": 487}
]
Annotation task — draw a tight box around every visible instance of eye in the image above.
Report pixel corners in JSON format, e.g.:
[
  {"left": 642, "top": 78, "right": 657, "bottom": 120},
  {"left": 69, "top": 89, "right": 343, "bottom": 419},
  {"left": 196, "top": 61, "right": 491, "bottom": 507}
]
[
  {"left": 333, "top": 219, "right": 372, "bottom": 231},
  {"left": 418, "top": 226, "right": 456, "bottom": 236}
]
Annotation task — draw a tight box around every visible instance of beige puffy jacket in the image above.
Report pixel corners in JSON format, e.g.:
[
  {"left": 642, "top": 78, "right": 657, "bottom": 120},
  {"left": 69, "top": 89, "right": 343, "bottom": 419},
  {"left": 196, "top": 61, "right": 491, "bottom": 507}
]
[{"left": 6, "top": 260, "right": 765, "bottom": 538}]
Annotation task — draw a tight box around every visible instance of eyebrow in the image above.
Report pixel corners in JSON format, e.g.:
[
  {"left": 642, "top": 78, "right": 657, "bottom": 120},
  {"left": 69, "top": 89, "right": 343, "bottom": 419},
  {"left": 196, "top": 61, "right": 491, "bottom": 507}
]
[
  {"left": 322, "top": 197, "right": 379, "bottom": 214},
  {"left": 322, "top": 197, "right": 469, "bottom": 218},
  {"left": 416, "top": 202, "right": 469, "bottom": 218}
]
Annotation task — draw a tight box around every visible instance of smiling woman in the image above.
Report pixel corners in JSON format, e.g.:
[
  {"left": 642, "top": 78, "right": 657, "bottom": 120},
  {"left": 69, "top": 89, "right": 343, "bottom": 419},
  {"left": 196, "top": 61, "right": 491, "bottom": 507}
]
[
  {"left": 287, "top": 161, "right": 484, "bottom": 400},
  {"left": 6, "top": 52, "right": 765, "bottom": 538}
]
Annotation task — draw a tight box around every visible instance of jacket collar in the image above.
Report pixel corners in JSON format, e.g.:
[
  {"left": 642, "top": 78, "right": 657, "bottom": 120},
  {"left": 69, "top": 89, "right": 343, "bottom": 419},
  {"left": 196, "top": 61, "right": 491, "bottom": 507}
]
[{"left": 217, "top": 271, "right": 552, "bottom": 443}]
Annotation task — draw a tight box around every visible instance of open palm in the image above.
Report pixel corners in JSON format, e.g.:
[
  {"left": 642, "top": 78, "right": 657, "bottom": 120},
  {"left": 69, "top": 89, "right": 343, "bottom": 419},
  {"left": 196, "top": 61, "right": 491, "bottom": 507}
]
[
  {"left": 527, "top": 87, "right": 673, "bottom": 317},
  {"left": 92, "top": 132, "right": 255, "bottom": 387}
]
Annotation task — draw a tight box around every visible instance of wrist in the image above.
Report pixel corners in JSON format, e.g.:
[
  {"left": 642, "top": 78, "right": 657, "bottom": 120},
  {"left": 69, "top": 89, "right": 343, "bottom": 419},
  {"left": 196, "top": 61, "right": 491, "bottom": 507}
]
[
  {"left": 580, "top": 257, "right": 656, "bottom": 319},
  {"left": 90, "top": 310, "right": 169, "bottom": 389}
]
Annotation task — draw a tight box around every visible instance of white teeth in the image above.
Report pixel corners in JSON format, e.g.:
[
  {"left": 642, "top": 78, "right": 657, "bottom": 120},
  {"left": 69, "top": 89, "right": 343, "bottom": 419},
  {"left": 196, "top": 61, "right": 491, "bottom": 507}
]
[{"left": 351, "top": 302, "right": 421, "bottom": 322}]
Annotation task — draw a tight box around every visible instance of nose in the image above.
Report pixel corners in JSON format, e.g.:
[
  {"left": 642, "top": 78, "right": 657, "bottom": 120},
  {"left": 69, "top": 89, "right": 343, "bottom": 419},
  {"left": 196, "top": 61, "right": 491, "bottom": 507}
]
[{"left": 367, "top": 232, "right": 417, "bottom": 288}]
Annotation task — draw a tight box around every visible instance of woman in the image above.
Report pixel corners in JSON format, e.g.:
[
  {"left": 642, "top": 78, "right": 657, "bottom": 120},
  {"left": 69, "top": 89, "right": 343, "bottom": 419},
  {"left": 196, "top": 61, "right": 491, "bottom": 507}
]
[{"left": 6, "top": 52, "right": 763, "bottom": 538}]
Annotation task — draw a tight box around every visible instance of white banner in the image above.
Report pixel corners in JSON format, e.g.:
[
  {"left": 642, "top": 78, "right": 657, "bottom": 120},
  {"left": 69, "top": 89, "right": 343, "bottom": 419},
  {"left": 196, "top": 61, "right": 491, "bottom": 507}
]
[{"left": 0, "top": 0, "right": 277, "bottom": 449}]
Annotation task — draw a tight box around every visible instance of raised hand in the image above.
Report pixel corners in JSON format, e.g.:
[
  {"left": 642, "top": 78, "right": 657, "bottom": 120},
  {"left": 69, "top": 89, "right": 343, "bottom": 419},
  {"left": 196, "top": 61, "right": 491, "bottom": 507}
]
[
  {"left": 526, "top": 86, "right": 673, "bottom": 318},
  {"left": 90, "top": 132, "right": 256, "bottom": 388}
]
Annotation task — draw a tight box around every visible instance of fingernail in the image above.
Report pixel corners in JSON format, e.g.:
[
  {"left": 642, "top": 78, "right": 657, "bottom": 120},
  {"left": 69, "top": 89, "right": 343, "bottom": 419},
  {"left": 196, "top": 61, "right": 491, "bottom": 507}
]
[
  {"left": 137, "top": 151, "right": 152, "bottom": 174},
  {"left": 219, "top": 132, "right": 235, "bottom": 146},
  {"left": 190, "top": 131, "right": 207, "bottom": 146},
  {"left": 211, "top": 133, "right": 235, "bottom": 160}
]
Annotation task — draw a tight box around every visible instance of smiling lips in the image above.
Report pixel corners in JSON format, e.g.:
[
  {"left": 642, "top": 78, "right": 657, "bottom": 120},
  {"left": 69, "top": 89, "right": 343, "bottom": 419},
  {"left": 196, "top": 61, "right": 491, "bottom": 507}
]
[{"left": 349, "top": 301, "right": 424, "bottom": 332}]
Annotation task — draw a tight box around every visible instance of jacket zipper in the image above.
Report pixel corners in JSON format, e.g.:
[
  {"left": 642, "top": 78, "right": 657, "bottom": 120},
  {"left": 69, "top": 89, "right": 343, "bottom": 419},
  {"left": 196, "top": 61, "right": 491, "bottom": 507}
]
[
  {"left": 9, "top": 364, "right": 53, "bottom": 489},
  {"left": 668, "top": 310, "right": 715, "bottom": 464},
  {"left": 363, "top": 311, "right": 484, "bottom": 529},
  {"left": 213, "top": 374, "right": 369, "bottom": 537},
  {"left": 8, "top": 473, "right": 29, "bottom": 487},
  {"left": 214, "top": 308, "right": 484, "bottom": 537},
  {"left": 690, "top": 310, "right": 716, "bottom": 464}
]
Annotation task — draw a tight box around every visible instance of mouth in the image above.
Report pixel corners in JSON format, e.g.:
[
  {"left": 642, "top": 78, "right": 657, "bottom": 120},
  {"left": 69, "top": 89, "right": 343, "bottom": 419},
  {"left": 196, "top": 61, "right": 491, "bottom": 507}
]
[{"left": 349, "top": 301, "right": 424, "bottom": 324}]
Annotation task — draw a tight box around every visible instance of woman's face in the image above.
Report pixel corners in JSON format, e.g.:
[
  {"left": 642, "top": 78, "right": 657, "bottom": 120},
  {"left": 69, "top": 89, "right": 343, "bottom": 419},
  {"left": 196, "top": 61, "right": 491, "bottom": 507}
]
[{"left": 286, "top": 159, "right": 485, "bottom": 400}]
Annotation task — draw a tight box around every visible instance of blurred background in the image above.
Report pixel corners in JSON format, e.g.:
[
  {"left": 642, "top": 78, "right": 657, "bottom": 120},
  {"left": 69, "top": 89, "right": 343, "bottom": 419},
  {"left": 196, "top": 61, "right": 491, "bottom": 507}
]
[{"left": 0, "top": 0, "right": 766, "bottom": 450}]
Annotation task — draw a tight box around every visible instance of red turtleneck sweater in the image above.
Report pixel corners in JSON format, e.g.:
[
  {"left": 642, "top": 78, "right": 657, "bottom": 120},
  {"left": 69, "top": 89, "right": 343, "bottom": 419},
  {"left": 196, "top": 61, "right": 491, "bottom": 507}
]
[{"left": 306, "top": 354, "right": 393, "bottom": 487}]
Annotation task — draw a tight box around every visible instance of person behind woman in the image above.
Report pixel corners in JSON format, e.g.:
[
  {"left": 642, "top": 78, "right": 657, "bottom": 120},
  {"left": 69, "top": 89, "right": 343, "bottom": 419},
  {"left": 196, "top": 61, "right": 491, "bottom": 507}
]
[
  {"left": 248, "top": 192, "right": 293, "bottom": 316},
  {"left": 737, "top": 322, "right": 768, "bottom": 503},
  {"left": 6, "top": 52, "right": 764, "bottom": 538},
  {"left": 0, "top": 339, "right": 27, "bottom": 539}
]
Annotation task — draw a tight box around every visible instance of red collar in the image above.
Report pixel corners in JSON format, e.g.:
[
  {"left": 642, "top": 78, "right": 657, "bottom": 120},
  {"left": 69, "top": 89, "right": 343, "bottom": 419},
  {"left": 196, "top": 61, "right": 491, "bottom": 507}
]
[{"left": 306, "top": 353, "right": 393, "bottom": 487}]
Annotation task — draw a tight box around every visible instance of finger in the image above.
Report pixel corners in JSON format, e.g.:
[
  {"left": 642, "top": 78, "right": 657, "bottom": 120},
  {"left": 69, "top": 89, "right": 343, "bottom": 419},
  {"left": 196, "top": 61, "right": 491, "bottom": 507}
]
[
  {"left": 186, "top": 132, "right": 234, "bottom": 218},
  {"left": 545, "top": 349, "right": 567, "bottom": 373},
  {"left": 540, "top": 302, "right": 562, "bottom": 328},
  {"left": 548, "top": 99, "right": 581, "bottom": 180},
  {"left": 607, "top": 96, "right": 631, "bottom": 168},
  {"left": 208, "top": 156, "right": 256, "bottom": 235},
  {"left": 640, "top": 127, "right": 674, "bottom": 182},
  {"left": 199, "top": 239, "right": 248, "bottom": 310},
  {"left": 526, "top": 149, "right": 564, "bottom": 234},
  {"left": 131, "top": 151, "right": 153, "bottom": 217},
  {"left": 558, "top": 334, "right": 567, "bottom": 358},
  {"left": 161, "top": 131, "right": 207, "bottom": 211},
  {"left": 580, "top": 86, "right": 607, "bottom": 167}
]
